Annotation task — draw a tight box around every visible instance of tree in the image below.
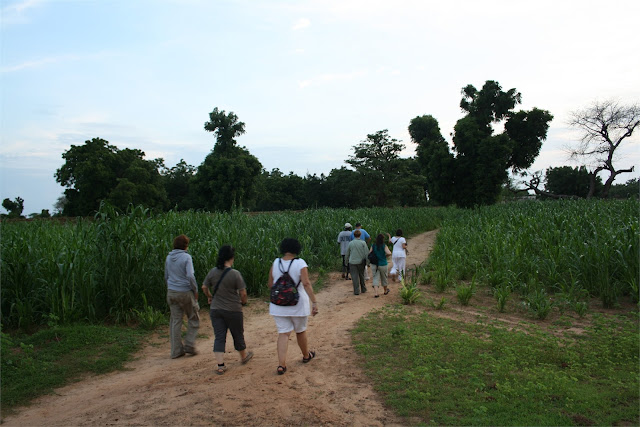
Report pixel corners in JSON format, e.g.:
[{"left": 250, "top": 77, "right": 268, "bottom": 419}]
[
  {"left": 608, "top": 178, "right": 639, "bottom": 199},
  {"left": 2, "top": 197, "right": 24, "bottom": 218},
  {"left": 545, "top": 166, "right": 602, "bottom": 198},
  {"left": 346, "top": 130, "right": 407, "bottom": 206},
  {"left": 193, "top": 108, "right": 262, "bottom": 211},
  {"left": 410, "top": 80, "right": 553, "bottom": 208},
  {"left": 162, "top": 159, "right": 197, "bottom": 210},
  {"left": 254, "top": 169, "right": 307, "bottom": 211},
  {"left": 55, "top": 138, "right": 167, "bottom": 216},
  {"left": 568, "top": 100, "right": 640, "bottom": 198},
  {"left": 409, "top": 115, "right": 455, "bottom": 205}
]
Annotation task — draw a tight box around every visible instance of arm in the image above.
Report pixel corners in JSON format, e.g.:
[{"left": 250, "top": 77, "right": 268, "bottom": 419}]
[
  {"left": 186, "top": 258, "right": 198, "bottom": 300},
  {"left": 239, "top": 289, "right": 248, "bottom": 305},
  {"left": 267, "top": 266, "right": 274, "bottom": 290},
  {"left": 300, "top": 267, "right": 318, "bottom": 316},
  {"left": 202, "top": 283, "right": 213, "bottom": 304}
]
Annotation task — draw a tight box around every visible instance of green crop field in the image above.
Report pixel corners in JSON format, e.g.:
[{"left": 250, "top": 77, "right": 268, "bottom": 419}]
[
  {"left": 2, "top": 200, "right": 637, "bottom": 329},
  {"left": 1, "top": 203, "right": 450, "bottom": 328}
]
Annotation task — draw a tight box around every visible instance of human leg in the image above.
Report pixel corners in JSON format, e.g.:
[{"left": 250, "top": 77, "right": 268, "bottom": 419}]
[
  {"left": 277, "top": 332, "right": 290, "bottom": 369},
  {"left": 210, "top": 309, "right": 228, "bottom": 369},
  {"left": 225, "top": 310, "right": 252, "bottom": 363},
  {"left": 350, "top": 264, "right": 360, "bottom": 294},
  {"left": 396, "top": 257, "right": 407, "bottom": 282},
  {"left": 380, "top": 264, "right": 389, "bottom": 294},
  {"left": 167, "top": 291, "right": 185, "bottom": 358},
  {"left": 371, "top": 264, "right": 380, "bottom": 296},
  {"left": 358, "top": 262, "right": 366, "bottom": 293},
  {"left": 183, "top": 293, "right": 200, "bottom": 353},
  {"left": 341, "top": 255, "right": 347, "bottom": 278}
]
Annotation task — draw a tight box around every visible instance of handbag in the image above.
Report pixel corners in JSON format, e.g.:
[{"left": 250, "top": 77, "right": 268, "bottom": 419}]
[{"left": 367, "top": 248, "right": 379, "bottom": 265}]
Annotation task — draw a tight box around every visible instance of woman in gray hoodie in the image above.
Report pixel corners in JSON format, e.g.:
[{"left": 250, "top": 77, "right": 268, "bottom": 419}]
[{"left": 165, "top": 234, "right": 200, "bottom": 359}]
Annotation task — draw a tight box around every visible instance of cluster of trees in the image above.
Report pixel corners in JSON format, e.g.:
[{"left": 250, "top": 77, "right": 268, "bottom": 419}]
[
  {"left": 4, "top": 81, "right": 637, "bottom": 218},
  {"left": 51, "top": 109, "right": 427, "bottom": 216}
]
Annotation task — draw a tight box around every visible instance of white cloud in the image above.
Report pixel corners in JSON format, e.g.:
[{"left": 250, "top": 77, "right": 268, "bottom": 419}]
[
  {"left": 0, "top": 0, "right": 46, "bottom": 25},
  {"left": 292, "top": 17, "right": 310, "bottom": 30}
]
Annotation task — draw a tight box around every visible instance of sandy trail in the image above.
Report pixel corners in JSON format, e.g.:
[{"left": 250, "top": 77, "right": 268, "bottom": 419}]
[{"left": 3, "top": 230, "right": 438, "bottom": 426}]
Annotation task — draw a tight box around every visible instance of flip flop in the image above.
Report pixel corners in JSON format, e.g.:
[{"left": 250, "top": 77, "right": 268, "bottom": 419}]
[
  {"left": 241, "top": 351, "right": 254, "bottom": 364},
  {"left": 277, "top": 365, "right": 287, "bottom": 375},
  {"left": 216, "top": 365, "right": 227, "bottom": 375},
  {"left": 302, "top": 350, "right": 316, "bottom": 363}
]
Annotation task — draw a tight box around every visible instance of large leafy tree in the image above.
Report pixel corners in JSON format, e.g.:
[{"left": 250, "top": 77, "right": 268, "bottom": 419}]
[
  {"left": 162, "top": 159, "right": 197, "bottom": 211},
  {"left": 193, "top": 108, "right": 262, "bottom": 211},
  {"left": 545, "top": 166, "right": 601, "bottom": 198},
  {"left": 55, "top": 138, "right": 167, "bottom": 216},
  {"left": 346, "top": 129, "right": 424, "bottom": 206},
  {"left": 410, "top": 81, "right": 553, "bottom": 208},
  {"left": 567, "top": 100, "right": 640, "bottom": 198},
  {"left": 1, "top": 197, "right": 24, "bottom": 218},
  {"left": 254, "top": 169, "right": 307, "bottom": 211}
]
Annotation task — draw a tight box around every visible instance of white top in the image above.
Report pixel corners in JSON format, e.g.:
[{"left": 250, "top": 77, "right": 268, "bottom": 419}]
[
  {"left": 391, "top": 236, "right": 407, "bottom": 258},
  {"left": 269, "top": 258, "right": 311, "bottom": 317}
]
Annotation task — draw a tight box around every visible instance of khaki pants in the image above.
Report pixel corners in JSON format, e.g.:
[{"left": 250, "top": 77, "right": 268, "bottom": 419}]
[{"left": 167, "top": 290, "right": 200, "bottom": 358}]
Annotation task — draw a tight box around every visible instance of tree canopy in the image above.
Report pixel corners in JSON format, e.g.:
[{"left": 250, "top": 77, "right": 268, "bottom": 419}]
[
  {"left": 410, "top": 80, "right": 553, "bottom": 208},
  {"left": 193, "top": 108, "right": 262, "bottom": 211},
  {"left": 55, "top": 138, "right": 167, "bottom": 216}
]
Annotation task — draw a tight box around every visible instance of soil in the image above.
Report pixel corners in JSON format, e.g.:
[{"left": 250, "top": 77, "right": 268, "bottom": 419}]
[
  {"left": 2, "top": 230, "right": 438, "bottom": 427},
  {"left": 3, "top": 229, "right": 634, "bottom": 426}
]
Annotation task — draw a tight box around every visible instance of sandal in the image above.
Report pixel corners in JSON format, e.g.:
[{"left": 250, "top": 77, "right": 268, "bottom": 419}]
[
  {"left": 277, "top": 365, "right": 287, "bottom": 375},
  {"left": 302, "top": 350, "right": 316, "bottom": 363},
  {"left": 384, "top": 289, "right": 390, "bottom": 295},
  {"left": 216, "top": 365, "right": 227, "bottom": 375},
  {"left": 241, "top": 351, "right": 254, "bottom": 364}
]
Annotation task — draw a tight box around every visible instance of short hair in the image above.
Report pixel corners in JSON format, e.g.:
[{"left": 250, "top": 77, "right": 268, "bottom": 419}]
[
  {"left": 395, "top": 229, "right": 403, "bottom": 236},
  {"left": 279, "top": 238, "right": 302, "bottom": 255},
  {"left": 216, "top": 245, "right": 235, "bottom": 269},
  {"left": 173, "top": 234, "right": 190, "bottom": 250},
  {"left": 354, "top": 229, "right": 361, "bottom": 238},
  {"left": 355, "top": 222, "right": 362, "bottom": 228}
]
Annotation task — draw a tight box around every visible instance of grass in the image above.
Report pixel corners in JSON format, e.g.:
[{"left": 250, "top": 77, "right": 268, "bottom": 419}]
[
  {"left": 352, "top": 305, "right": 639, "bottom": 426},
  {"left": 1, "top": 324, "right": 149, "bottom": 414}
]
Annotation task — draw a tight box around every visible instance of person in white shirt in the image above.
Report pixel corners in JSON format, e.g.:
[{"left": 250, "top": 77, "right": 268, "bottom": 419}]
[{"left": 389, "top": 229, "right": 408, "bottom": 282}]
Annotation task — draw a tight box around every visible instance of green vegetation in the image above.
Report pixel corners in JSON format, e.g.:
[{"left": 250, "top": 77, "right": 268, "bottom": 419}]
[
  {"left": 1, "top": 324, "right": 148, "bottom": 412},
  {"left": 1, "top": 204, "right": 449, "bottom": 328},
  {"left": 426, "top": 199, "right": 638, "bottom": 309},
  {"left": 353, "top": 306, "right": 639, "bottom": 425}
]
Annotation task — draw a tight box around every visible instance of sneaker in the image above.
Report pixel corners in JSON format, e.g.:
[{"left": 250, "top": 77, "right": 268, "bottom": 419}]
[{"left": 184, "top": 346, "right": 197, "bottom": 355}]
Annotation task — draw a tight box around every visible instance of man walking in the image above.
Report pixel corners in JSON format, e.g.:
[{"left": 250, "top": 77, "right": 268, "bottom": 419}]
[
  {"left": 337, "top": 222, "right": 353, "bottom": 280},
  {"left": 346, "top": 229, "right": 368, "bottom": 295}
]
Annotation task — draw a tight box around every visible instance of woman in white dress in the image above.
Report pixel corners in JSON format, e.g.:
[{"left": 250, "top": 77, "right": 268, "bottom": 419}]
[{"left": 389, "top": 229, "right": 408, "bottom": 282}]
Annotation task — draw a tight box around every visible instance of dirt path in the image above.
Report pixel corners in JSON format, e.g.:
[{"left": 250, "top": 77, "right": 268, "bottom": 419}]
[{"left": 3, "top": 230, "right": 438, "bottom": 426}]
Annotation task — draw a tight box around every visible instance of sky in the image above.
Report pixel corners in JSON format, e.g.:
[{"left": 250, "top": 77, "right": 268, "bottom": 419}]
[{"left": 1, "top": 0, "right": 639, "bottom": 215}]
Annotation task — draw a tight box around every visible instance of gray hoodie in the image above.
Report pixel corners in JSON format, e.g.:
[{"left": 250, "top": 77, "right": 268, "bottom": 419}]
[{"left": 164, "top": 249, "right": 197, "bottom": 293}]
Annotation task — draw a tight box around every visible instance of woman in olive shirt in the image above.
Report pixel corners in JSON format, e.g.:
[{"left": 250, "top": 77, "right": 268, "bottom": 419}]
[{"left": 202, "top": 245, "right": 253, "bottom": 375}]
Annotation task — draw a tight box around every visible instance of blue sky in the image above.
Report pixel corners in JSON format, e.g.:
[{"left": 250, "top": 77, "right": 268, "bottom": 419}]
[{"left": 2, "top": 0, "right": 639, "bottom": 215}]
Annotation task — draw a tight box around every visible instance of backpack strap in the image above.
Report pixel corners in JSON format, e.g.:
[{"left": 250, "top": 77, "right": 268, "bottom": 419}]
[
  {"left": 278, "top": 258, "right": 301, "bottom": 288},
  {"left": 212, "top": 267, "right": 232, "bottom": 298}
]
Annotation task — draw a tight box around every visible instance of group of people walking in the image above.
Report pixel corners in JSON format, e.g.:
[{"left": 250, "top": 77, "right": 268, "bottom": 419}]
[
  {"left": 163, "top": 224, "right": 406, "bottom": 375},
  {"left": 164, "top": 235, "right": 318, "bottom": 376},
  {"left": 338, "top": 222, "right": 408, "bottom": 297}
]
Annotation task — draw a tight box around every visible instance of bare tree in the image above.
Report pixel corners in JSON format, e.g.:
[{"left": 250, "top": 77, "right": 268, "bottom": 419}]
[{"left": 568, "top": 100, "right": 640, "bottom": 198}]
